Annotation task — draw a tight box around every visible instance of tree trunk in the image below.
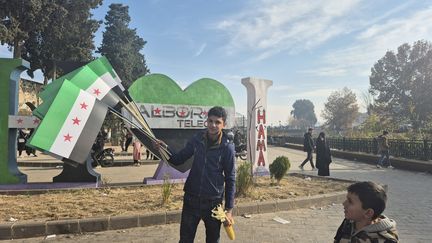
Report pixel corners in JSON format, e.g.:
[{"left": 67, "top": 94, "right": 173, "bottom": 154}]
[
  {"left": 13, "top": 40, "right": 22, "bottom": 58},
  {"left": 53, "top": 61, "right": 57, "bottom": 80}
]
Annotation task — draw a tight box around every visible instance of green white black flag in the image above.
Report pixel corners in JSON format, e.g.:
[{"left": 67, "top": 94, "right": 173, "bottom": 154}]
[
  {"left": 28, "top": 80, "right": 108, "bottom": 164},
  {"left": 34, "top": 65, "right": 120, "bottom": 119}
]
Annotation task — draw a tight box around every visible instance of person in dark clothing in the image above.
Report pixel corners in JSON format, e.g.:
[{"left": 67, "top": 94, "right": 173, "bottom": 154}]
[
  {"left": 153, "top": 106, "right": 235, "bottom": 243},
  {"left": 17, "top": 129, "right": 27, "bottom": 157},
  {"left": 92, "top": 130, "right": 106, "bottom": 154},
  {"left": 25, "top": 128, "right": 37, "bottom": 157},
  {"left": 145, "top": 148, "right": 154, "bottom": 160},
  {"left": 315, "top": 132, "right": 332, "bottom": 176},
  {"left": 124, "top": 130, "right": 133, "bottom": 152},
  {"left": 119, "top": 125, "right": 126, "bottom": 152},
  {"left": 299, "top": 127, "right": 315, "bottom": 171},
  {"left": 233, "top": 130, "right": 242, "bottom": 147}
]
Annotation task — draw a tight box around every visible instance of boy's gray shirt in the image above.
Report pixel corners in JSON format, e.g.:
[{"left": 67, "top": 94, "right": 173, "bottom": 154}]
[
  {"left": 355, "top": 215, "right": 397, "bottom": 234},
  {"left": 334, "top": 215, "right": 399, "bottom": 243}
]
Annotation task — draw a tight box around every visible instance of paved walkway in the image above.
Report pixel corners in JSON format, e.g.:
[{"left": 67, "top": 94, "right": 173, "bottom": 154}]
[
  {"left": 16, "top": 146, "right": 159, "bottom": 184},
  {"left": 5, "top": 146, "right": 432, "bottom": 242}
]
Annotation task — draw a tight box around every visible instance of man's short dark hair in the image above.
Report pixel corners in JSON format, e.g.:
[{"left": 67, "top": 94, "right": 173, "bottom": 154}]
[
  {"left": 208, "top": 106, "right": 227, "bottom": 123},
  {"left": 348, "top": 181, "right": 387, "bottom": 219},
  {"left": 383, "top": 130, "right": 389, "bottom": 135},
  {"left": 308, "top": 127, "right": 313, "bottom": 131}
]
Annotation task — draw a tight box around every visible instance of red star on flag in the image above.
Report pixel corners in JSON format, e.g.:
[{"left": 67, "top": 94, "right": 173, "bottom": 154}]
[
  {"left": 201, "top": 111, "right": 208, "bottom": 116},
  {"left": 179, "top": 110, "right": 186, "bottom": 117},
  {"left": 154, "top": 107, "right": 161, "bottom": 114},
  {"left": 33, "top": 118, "right": 40, "bottom": 124},
  {"left": 80, "top": 102, "right": 88, "bottom": 110},
  {"left": 17, "top": 118, "right": 23, "bottom": 124},
  {"left": 93, "top": 88, "right": 101, "bottom": 96},
  {"left": 72, "top": 117, "right": 81, "bottom": 125},
  {"left": 64, "top": 133, "right": 72, "bottom": 142}
]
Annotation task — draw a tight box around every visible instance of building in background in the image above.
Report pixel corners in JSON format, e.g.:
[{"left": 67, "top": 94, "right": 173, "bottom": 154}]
[{"left": 18, "top": 78, "right": 42, "bottom": 115}]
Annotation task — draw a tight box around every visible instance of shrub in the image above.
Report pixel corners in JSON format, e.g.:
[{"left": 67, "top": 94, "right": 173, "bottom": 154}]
[
  {"left": 269, "top": 156, "right": 290, "bottom": 185},
  {"left": 161, "top": 174, "right": 173, "bottom": 205},
  {"left": 236, "top": 161, "right": 253, "bottom": 197}
]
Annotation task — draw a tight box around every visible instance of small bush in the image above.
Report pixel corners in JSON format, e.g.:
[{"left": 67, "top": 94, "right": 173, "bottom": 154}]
[
  {"left": 269, "top": 156, "right": 290, "bottom": 185},
  {"left": 161, "top": 174, "right": 173, "bottom": 205},
  {"left": 236, "top": 162, "right": 254, "bottom": 197}
]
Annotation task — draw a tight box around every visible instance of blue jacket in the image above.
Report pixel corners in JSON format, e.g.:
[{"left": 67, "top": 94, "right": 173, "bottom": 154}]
[{"left": 168, "top": 130, "right": 236, "bottom": 209}]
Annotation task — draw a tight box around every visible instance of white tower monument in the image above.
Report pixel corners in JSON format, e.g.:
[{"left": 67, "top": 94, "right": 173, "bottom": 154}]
[{"left": 241, "top": 77, "right": 273, "bottom": 176}]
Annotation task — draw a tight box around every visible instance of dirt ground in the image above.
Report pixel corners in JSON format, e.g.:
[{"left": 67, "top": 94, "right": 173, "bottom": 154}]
[{"left": 0, "top": 174, "right": 351, "bottom": 224}]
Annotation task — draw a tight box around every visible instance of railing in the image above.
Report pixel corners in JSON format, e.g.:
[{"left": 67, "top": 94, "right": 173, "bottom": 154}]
[{"left": 270, "top": 136, "right": 432, "bottom": 161}]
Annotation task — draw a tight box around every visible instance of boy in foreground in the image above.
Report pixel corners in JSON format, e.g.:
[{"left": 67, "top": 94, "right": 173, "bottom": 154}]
[
  {"left": 334, "top": 181, "right": 399, "bottom": 243},
  {"left": 154, "top": 106, "right": 235, "bottom": 243}
]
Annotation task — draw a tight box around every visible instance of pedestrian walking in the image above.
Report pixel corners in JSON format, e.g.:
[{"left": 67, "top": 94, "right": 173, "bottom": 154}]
[
  {"left": 25, "top": 128, "right": 37, "bottom": 157},
  {"left": 299, "top": 127, "right": 315, "bottom": 171},
  {"left": 17, "top": 129, "right": 27, "bottom": 158},
  {"left": 376, "top": 131, "right": 393, "bottom": 169},
  {"left": 124, "top": 130, "right": 133, "bottom": 152},
  {"left": 132, "top": 138, "right": 141, "bottom": 166},
  {"left": 119, "top": 126, "right": 126, "bottom": 152},
  {"left": 145, "top": 148, "right": 154, "bottom": 160},
  {"left": 315, "top": 132, "right": 332, "bottom": 176},
  {"left": 234, "top": 130, "right": 242, "bottom": 147}
]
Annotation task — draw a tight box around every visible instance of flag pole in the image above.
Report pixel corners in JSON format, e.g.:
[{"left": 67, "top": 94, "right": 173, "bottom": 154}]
[
  {"left": 121, "top": 97, "right": 154, "bottom": 137},
  {"left": 119, "top": 99, "right": 154, "bottom": 137},
  {"left": 108, "top": 107, "right": 171, "bottom": 158},
  {"left": 108, "top": 108, "right": 156, "bottom": 142}
]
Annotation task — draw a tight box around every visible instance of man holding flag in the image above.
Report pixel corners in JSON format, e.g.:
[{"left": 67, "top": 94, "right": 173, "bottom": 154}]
[{"left": 154, "top": 106, "right": 236, "bottom": 243}]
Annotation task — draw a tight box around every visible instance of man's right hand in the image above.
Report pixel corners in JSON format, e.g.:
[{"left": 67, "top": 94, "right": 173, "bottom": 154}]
[{"left": 152, "top": 139, "right": 167, "bottom": 150}]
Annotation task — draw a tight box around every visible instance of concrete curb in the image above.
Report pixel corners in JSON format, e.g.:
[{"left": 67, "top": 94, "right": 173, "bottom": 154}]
[
  {"left": 0, "top": 190, "right": 346, "bottom": 240},
  {"left": 17, "top": 160, "right": 160, "bottom": 168}
]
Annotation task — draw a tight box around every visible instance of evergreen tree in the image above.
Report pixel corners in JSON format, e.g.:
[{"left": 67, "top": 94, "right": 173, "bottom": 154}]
[
  {"left": 97, "top": 3, "right": 149, "bottom": 88},
  {"left": 0, "top": 0, "right": 48, "bottom": 58},
  {"left": 23, "top": 0, "right": 102, "bottom": 83}
]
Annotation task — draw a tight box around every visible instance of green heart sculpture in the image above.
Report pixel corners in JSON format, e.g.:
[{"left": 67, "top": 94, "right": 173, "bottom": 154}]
[
  {"left": 129, "top": 73, "right": 234, "bottom": 107},
  {"left": 128, "top": 74, "right": 235, "bottom": 177}
]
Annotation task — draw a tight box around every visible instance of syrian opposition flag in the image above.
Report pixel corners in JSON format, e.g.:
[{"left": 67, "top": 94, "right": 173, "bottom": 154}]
[
  {"left": 33, "top": 56, "right": 157, "bottom": 154},
  {"left": 34, "top": 65, "right": 121, "bottom": 119},
  {"left": 89, "top": 56, "right": 126, "bottom": 92},
  {"left": 28, "top": 80, "right": 108, "bottom": 164},
  {"left": 86, "top": 57, "right": 153, "bottom": 134},
  {"left": 39, "top": 56, "right": 123, "bottom": 102}
]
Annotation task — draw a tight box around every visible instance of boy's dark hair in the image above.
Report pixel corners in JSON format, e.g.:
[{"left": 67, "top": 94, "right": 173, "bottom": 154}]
[
  {"left": 383, "top": 130, "right": 389, "bottom": 135},
  {"left": 348, "top": 181, "right": 387, "bottom": 219},
  {"left": 207, "top": 106, "right": 227, "bottom": 122}
]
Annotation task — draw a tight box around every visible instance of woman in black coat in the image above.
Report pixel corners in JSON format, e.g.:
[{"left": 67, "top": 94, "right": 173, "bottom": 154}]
[
  {"left": 315, "top": 132, "right": 332, "bottom": 176},
  {"left": 17, "top": 129, "right": 27, "bottom": 157}
]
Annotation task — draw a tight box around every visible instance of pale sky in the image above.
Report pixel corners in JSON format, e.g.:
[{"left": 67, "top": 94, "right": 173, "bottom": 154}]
[{"left": 2, "top": 0, "right": 432, "bottom": 125}]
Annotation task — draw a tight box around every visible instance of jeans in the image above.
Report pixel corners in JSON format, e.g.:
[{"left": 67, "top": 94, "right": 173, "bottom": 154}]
[
  {"left": 301, "top": 151, "right": 315, "bottom": 168},
  {"left": 378, "top": 150, "right": 390, "bottom": 166},
  {"left": 179, "top": 193, "right": 222, "bottom": 243}
]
